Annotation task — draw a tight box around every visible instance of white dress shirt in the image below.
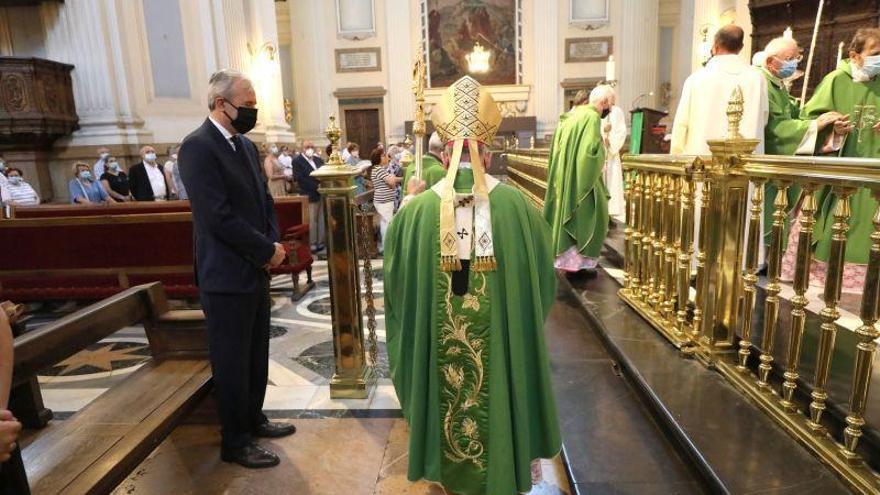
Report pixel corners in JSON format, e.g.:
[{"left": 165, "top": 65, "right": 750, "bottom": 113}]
[
  {"left": 145, "top": 162, "right": 167, "bottom": 200},
  {"left": 209, "top": 116, "right": 238, "bottom": 150}
]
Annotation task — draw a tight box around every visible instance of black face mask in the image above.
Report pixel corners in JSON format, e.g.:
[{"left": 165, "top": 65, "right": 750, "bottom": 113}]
[
  {"left": 601, "top": 108, "right": 611, "bottom": 119},
  {"left": 223, "top": 100, "right": 258, "bottom": 134}
]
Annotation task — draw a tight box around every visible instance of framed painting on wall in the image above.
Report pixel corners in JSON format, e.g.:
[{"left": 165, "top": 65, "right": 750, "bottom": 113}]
[{"left": 425, "top": 0, "right": 518, "bottom": 87}]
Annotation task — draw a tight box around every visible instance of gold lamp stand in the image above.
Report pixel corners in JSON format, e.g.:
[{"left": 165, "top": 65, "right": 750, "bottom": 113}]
[{"left": 311, "top": 115, "right": 376, "bottom": 399}]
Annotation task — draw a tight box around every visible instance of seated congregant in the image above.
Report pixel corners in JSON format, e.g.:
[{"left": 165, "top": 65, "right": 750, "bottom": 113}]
[
  {"left": 128, "top": 145, "right": 169, "bottom": 201},
  {"left": 1, "top": 168, "right": 40, "bottom": 206},
  {"left": 69, "top": 162, "right": 110, "bottom": 204},
  {"left": 100, "top": 157, "right": 131, "bottom": 202}
]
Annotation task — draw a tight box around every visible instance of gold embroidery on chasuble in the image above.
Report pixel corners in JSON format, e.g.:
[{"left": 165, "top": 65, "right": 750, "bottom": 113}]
[{"left": 438, "top": 270, "right": 490, "bottom": 478}]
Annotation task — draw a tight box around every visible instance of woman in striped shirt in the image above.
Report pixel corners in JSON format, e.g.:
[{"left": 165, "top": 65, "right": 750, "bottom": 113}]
[
  {"left": 370, "top": 148, "right": 402, "bottom": 253},
  {"left": 1, "top": 168, "right": 39, "bottom": 206}
]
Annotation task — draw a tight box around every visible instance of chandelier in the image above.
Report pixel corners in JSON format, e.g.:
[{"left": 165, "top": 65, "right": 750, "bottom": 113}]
[{"left": 466, "top": 42, "right": 491, "bottom": 74}]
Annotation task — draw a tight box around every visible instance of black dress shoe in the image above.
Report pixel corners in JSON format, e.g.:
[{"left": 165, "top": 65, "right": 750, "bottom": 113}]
[
  {"left": 253, "top": 421, "right": 297, "bottom": 438},
  {"left": 221, "top": 443, "right": 280, "bottom": 469}
]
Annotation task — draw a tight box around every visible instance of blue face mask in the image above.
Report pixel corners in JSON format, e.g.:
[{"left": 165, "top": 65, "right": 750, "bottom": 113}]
[
  {"left": 80, "top": 171, "right": 92, "bottom": 181},
  {"left": 862, "top": 54, "right": 880, "bottom": 78},
  {"left": 777, "top": 59, "right": 798, "bottom": 79}
]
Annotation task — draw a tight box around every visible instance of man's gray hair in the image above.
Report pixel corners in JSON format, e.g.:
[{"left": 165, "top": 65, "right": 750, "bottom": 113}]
[
  {"left": 207, "top": 69, "right": 251, "bottom": 110},
  {"left": 589, "top": 84, "right": 616, "bottom": 106},
  {"left": 763, "top": 37, "right": 798, "bottom": 61},
  {"left": 428, "top": 132, "right": 444, "bottom": 153}
]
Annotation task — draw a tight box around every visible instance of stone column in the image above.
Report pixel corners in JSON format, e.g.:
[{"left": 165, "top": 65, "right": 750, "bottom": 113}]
[
  {"left": 287, "top": 0, "right": 334, "bottom": 143},
  {"left": 619, "top": 0, "right": 660, "bottom": 115},
  {"left": 247, "top": 0, "right": 296, "bottom": 144},
  {"left": 40, "top": 0, "right": 149, "bottom": 144},
  {"left": 531, "top": 0, "right": 559, "bottom": 141},
  {"left": 384, "top": 0, "right": 414, "bottom": 144}
]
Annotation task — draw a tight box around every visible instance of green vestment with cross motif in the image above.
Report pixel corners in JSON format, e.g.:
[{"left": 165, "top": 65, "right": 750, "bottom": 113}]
[
  {"left": 802, "top": 59, "right": 880, "bottom": 264},
  {"left": 384, "top": 168, "right": 561, "bottom": 495}
]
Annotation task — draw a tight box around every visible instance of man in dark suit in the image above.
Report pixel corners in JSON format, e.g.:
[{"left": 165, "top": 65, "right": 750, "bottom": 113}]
[
  {"left": 292, "top": 139, "right": 325, "bottom": 252},
  {"left": 128, "top": 145, "right": 169, "bottom": 201},
  {"left": 179, "top": 69, "right": 295, "bottom": 469}
]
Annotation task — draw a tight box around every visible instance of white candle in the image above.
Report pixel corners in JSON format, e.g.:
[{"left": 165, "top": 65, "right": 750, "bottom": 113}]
[
  {"left": 837, "top": 41, "right": 845, "bottom": 63},
  {"left": 783, "top": 26, "right": 793, "bottom": 39},
  {"left": 605, "top": 56, "right": 615, "bottom": 83}
]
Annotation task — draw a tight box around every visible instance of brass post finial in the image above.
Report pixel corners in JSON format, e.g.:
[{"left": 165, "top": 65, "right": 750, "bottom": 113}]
[
  {"left": 325, "top": 114, "right": 343, "bottom": 166},
  {"left": 529, "top": 135, "right": 536, "bottom": 149},
  {"left": 727, "top": 86, "right": 744, "bottom": 140}
]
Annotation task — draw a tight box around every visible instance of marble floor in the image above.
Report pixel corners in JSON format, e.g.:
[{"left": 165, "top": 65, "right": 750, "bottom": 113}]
[
  {"left": 31, "top": 261, "right": 400, "bottom": 418},
  {"left": 113, "top": 419, "right": 571, "bottom": 495}
]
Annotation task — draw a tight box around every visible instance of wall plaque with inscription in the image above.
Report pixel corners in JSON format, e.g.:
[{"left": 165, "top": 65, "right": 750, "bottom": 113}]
[
  {"left": 565, "top": 37, "right": 613, "bottom": 63},
  {"left": 335, "top": 48, "right": 382, "bottom": 73}
]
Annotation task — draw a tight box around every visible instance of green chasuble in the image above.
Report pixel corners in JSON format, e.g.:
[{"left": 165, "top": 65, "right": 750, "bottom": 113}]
[
  {"left": 403, "top": 153, "right": 447, "bottom": 189},
  {"left": 543, "top": 104, "right": 609, "bottom": 258},
  {"left": 762, "top": 68, "right": 810, "bottom": 247},
  {"left": 384, "top": 168, "right": 562, "bottom": 495},
  {"left": 802, "top": 59, "right": 880, "bottom": 264}
]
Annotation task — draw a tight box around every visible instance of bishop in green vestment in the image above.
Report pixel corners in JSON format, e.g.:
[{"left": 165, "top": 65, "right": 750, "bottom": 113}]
[
  {"left": 760, "top": 37, "right": 841, "bottom": 247},
  {"left": 543, "top": 84, "right": 613, "bottom": 272},
  {"left": 802, "top": 29, "right": 880, "bottom": 271},
  {"left": 384, "top": 76, "right": 561, "bottom": 495},
  {"left": 403, "top": 132, "right": 448, "bottom": 189}
]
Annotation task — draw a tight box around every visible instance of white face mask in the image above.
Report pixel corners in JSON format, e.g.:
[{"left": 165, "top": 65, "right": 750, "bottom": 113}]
[
  {"left": 100, "top": 152, "right": 110, "bottom": 160},
  {"left": 351, "top": 151, "right": 359, "bottom": 159},
  {"left": 171, "top": 153, "right": 178, "bottom": 161},
  {"left": 9, "top": 176, "right": 21, "bottom": 186},
  {"left": 144, "top": 152, "right": 157, "bottom": 162},
  {"left": 270, "top": 146, "right": 279, "bottom": 155},
  {"left": 305, "top": 148, "right": 315, "bottom": 158}
]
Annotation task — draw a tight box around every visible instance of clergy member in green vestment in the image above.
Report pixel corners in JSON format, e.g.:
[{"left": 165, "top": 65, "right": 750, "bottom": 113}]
[
  {"left": 543, "top": 84, "right": 613, "bottom": 272},
  {"left": 760, "top": 37, "right": 842, "bottom": 251},
  {"left": 801, "top": 28, "right": 880, "bottom": 291},
  {"left": 384, "top": 76, "right": 561, "bottom": 495},
  {"left": 403, "top": 131, "right": 448, "bottom": 190}
]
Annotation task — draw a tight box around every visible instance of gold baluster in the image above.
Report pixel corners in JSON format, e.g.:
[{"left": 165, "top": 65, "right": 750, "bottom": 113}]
[
  {"left": 677, "top": 176, "right": 695, "bottom": 340},
  {"left": 664, "top": 175, "right": 680, "bottom": 324},
  {"left": 808, "top": 189, "right": 852, "bottom": 432},
  {"left": 739, "top": 180, "right": 763, "bottom": 370},
  {"left": 629, "top": 171, "right": 643, "bottom": 295},
  {"left": 757, "top": 182, "right": 789, "bottom": 388},
  {"left": 841, "top": 195, "right": 880, "bottom": 462},
  {"left": 653, "top": 174, "right": 667, "bottom": 311},
  {"left": 623, "top": 169, "right": 633, "bottom": 289},
  {"left": 781, "top": 186, "right": 817, "bottom": 411},
  {"left": 642, "top": 172, "right": 655, "bottom": 303},
  {"left": 692, "top": 179, "right": 711, "bottom": 344}
]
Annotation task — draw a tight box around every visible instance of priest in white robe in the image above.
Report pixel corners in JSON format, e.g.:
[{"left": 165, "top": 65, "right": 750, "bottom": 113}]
[
  {"left": 670, "top": 24, "right": 769, "bottom": 267},
  {"left": 602, "top": 100, "right": 627, "bottom": 219},
  {"left": 671, "top": 24, "right": 769, "bottom": 154}
]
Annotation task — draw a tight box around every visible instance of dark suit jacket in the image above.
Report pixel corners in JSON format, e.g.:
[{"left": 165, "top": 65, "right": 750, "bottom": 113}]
[
  {"left": 292, "top": 154, "right": 323, "bottom": 202},
  {"left": 128, "top": 161, "right": 169, "bottom": 201},
  {"left": 178, "top": 119, "right": 280, "bottom": 294}
]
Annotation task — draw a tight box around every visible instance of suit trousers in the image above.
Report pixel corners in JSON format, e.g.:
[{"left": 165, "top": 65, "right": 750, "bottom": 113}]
[
  {"left": 200, "top": 278, "right": 271, "bottom": 450},
  {"left": 309, "top": 200, "right": 325, "bottom": 246}
]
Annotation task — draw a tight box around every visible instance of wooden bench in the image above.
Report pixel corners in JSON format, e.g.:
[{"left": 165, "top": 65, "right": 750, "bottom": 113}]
[
  {"left": 0, "top": 196, "right": 315, "bottom": 302},
  {"left": 11, "top": 283, "right": 212, "bottom": 495}
]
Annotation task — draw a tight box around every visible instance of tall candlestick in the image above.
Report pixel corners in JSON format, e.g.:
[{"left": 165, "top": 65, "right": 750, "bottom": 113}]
[{"left": 605, "top": 55, "right": 616, "bottom": 83}]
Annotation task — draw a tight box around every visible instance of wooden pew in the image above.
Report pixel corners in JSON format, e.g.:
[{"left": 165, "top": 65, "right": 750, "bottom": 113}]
[
  {"left": 12, "top": 283, "right": 212, "bottom": 495},
  {"left": 0, "top": 196, "right": 315, "bottom": 302}
]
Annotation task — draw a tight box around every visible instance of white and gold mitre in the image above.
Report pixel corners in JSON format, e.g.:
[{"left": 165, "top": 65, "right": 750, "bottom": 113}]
[
  {"left": 432, "top": 76, "right": 502, "bottom": 144},
  {"left": 433, "top": 76, "right": 501, "bottom": 273}
]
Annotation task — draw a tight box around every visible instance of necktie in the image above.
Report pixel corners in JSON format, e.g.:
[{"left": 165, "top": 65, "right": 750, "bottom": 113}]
[{"left": 230, "top": 135, "right": 242, "bottom": 153}]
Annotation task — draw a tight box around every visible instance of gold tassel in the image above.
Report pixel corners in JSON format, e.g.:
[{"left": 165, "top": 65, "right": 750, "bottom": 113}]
[
  {"left": 440, "top": 255, "right": 462, "bottom": 272},
  {"left": 472, "top": 256, "right": 497, "bottom": 273}
]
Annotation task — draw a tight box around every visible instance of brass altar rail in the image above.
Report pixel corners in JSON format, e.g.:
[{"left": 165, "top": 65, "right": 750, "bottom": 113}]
[{"left": 503, "top": 91, "right": 880, "bottom": 492}]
